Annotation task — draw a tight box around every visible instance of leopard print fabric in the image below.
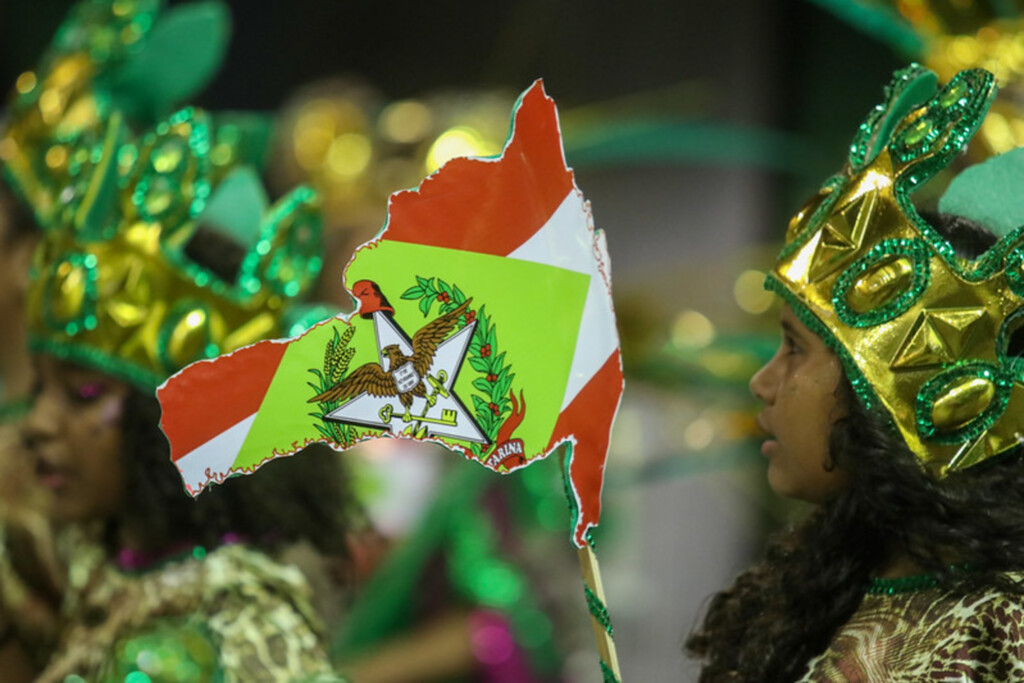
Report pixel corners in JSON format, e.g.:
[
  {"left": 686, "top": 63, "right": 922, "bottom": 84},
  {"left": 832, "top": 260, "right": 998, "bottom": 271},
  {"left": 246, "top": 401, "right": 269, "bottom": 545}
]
[
  {"left": 798, "top": 581, "right": 1024, "bottom": 682},
  {"left": 35, "top": 540, "right": 348, "bottom": 682}
]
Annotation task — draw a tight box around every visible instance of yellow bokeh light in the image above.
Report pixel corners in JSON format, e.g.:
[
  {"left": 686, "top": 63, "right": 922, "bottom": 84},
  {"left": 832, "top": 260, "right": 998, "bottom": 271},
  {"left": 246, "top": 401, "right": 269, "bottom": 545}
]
[
  {"left": 426, "top": 127, "right": 494, "bottom": 173},
  {"left": 948, "top": 36, "right": 981, "bottom": 68},
  {"left": 39, "top": 89, "right": 64, "bottom": 123},
  {"left": 733, "top": 269, "right": 774, "bottom": 314},
  {"left": 0, "top": 138, "right": 17, "bottom": 162},
  {"left": 326, "top": 133, "right": 372, "bottom": 179},
  {"left": 16, "top": 71, "right": 36, "bottom": 95},
  {"left": 45, "top": 145, "right": 68, "bottom": 170},
  {"left": 671, "top": 310, "right": 715, "bottom": 350},
  {"left": 293, "top": 103, "right": 338, "bottom": 170},
  {"left": 379, "top": 100, "right": 432, "bottom": 144},
  {"left": 185, "top": 310, "right": 206, "bottom": 328},
  {"left": 684, "top": 417, "right": 714, "bottom": 451}
]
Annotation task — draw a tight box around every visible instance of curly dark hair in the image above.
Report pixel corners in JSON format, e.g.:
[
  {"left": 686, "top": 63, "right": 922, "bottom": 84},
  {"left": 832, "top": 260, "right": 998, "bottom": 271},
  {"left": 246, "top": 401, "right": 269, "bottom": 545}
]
[
  {"left": 686, "top": 213, "right": 1024, "bottom": 682},
  {"left": 115, "top": 387, "right": 354, "bottom": 558}
]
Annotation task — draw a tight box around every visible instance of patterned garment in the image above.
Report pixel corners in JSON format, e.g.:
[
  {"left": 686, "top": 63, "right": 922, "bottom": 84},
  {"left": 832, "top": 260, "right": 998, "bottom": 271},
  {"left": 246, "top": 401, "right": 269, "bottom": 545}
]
[
  {"left": 799, "top": 581, "right": 1024, "bottom": 682},
  {"left": 33, "top": 537, "right": 348, "bottom": 682}
]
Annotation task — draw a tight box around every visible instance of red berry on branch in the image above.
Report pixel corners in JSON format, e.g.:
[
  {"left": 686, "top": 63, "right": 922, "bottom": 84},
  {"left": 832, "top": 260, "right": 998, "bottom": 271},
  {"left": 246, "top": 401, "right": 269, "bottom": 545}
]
[
  {"left": 466, "top": 310, "right": 476, "bottom": 323},
  {"left": 480, "top": 344, "right": 491, "bottom": 357},
  {"left": 487, "top": 373, "right": 498, "bottom": 383},
  {"left": 489, "top": 402, "right": 501, "bottom": 416}
]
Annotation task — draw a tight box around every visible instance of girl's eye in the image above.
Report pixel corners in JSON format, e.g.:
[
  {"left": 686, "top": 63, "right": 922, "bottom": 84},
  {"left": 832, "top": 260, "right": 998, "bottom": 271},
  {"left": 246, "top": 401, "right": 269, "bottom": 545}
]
[{"left": 784, "top": 335, "right": 800, "bottom": 355}]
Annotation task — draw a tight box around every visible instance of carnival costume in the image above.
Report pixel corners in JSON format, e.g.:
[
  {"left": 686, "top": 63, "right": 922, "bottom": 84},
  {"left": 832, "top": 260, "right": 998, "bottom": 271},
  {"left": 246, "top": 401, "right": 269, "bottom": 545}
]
[
  {"left": 0, "top": 1, "right": 344, "bottom": 680},
  {"left": 770, "top": 63, "right": 1024, "bottom": 678}
]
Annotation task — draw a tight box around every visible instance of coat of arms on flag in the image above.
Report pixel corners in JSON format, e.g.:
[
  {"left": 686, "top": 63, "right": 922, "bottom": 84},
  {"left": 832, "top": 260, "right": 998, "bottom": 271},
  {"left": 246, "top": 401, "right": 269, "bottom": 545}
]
[{"left": 157, "top": 80, "right": 623, "bottom": 548}]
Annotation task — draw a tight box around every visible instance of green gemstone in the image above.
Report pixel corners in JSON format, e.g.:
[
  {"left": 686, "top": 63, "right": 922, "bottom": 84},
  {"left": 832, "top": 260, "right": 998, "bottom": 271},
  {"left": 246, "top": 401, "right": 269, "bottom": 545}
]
[
  {"left": 940, "top": 80, "right": 967, "bottom": 109},
  {"left": 151, "top": 138, "right": 186, "bottom": 175},
  {"left": 902, "top": 117, "right": 933, "bottom": 146},
  {"left": 144, "top": 187, "right": 173, "bottom": 218},
  {"left": 118, "top": 145, "right": 138, "bottom": 170}
]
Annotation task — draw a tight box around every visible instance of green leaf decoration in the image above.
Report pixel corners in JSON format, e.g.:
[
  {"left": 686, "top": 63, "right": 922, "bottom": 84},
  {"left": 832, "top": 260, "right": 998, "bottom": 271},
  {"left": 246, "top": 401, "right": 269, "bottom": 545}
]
[
  {"left": 849, "top": 64, "right": 937, "bottom": 172},
  {"left": 109, "top": 0, "right": 231, "bottom": 121},
  {"left": 196, "top": 166, "right": 268, "bottom": 247},
  {"left": 939, "top": 146, "right": 1024, "bottom": 239}
]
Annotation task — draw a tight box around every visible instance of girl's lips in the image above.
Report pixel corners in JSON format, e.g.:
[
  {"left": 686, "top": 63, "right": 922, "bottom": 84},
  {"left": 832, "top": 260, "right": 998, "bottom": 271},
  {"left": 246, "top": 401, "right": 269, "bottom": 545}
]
[
  {"left": 35, "top": 459, "right": 70, "bottom": 491},
  {"left": 760, "top": 439, "right": 778, "bottom": 457}
]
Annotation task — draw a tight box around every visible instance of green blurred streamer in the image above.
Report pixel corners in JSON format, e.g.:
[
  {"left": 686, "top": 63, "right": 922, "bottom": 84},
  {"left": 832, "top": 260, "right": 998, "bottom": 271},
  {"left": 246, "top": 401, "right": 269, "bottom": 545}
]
[
  {"left": 802, "top": 0, "right": 925, "bottom": 56},
  {"left": 564, "top": 120, "right": 820, "bottom": 175}
]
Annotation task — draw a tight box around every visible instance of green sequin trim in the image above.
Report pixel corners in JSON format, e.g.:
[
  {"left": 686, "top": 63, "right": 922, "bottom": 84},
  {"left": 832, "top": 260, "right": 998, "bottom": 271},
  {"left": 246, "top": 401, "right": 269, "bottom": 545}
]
[
  {"left": 601, "top": 661, "right": 621, "bottom": 683},
  {"left": 29, "top": 335, "right": 164, "bottom": 391},
  {"left": 239, "top": 185, "right": 323, "bottom": 299},
  {"left": 867, "top": 573, "right": 939, "bottom": 595},
  {"left": 131, "top": 107, "right": 211, "bottom": 231},
  {"left": 996, "top": 307, "right": 1024, "bottom": 378},
  {"left": 50, "top": 0, "right": 161, "bottom": 67},
  {"left": 890, "top": 70, "right": 995, "bottom": 194},
  {"left": 585, "top": 585, "right": 614, "bottom": 637},
  {"left": 765, "top": 275, "right": 882, "bottom": 414},
  {"left": 42, "top": 252, "right": 100, "bottom": 336},
  {"left": 1002, "top": 240, "right": 1024, "bottom": 296},
  {"left": 867, "top": 564, "right": 972, "bottom": 594},
  {"left": 832, "top": 238, "right": 930, "bottom": 328},
  {"left": 915, "top": 362, "right": 1013, "bottom": 445}
]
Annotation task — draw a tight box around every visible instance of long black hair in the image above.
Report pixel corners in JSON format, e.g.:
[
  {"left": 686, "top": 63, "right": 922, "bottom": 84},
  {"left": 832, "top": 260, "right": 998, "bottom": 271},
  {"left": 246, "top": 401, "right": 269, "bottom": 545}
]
[{"left": 687, "top": 213, "right": 1024, "bottom": 681}]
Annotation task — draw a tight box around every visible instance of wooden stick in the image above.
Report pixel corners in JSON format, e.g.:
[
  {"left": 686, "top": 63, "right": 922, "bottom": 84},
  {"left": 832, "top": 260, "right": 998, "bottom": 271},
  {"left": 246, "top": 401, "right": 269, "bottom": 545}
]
[{"left": 577, "top": 541, "right": 622, "bottom": 680}]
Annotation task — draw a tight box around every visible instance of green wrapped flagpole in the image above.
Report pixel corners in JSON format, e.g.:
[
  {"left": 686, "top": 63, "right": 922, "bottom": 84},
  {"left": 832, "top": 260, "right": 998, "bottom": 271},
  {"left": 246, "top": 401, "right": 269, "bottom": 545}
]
[{"left": 562, "top": 443, "right": 622, "bottom": 681}]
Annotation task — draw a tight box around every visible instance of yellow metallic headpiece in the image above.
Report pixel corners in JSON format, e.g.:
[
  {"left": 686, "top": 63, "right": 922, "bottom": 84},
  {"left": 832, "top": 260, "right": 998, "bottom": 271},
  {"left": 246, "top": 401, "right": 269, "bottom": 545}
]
[
  {"left": 4, "top": 0, "right": 329, "bottom": 389},
  {"left": 770, "top": 64, "right": 1024, "bottom": 475}
]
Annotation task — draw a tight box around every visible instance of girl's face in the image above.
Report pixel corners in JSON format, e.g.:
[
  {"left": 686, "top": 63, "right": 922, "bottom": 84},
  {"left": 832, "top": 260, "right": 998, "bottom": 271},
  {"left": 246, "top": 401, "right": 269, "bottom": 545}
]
[
  {"left": 749, "top": 305, "right": 848, "bottom": 504},
  {"left": 23, "top": 356, "right": 129, "bottom": 522}
]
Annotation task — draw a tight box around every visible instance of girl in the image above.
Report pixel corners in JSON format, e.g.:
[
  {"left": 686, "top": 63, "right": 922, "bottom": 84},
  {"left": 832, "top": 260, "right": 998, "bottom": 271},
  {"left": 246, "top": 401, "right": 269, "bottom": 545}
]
[
  {"left": 688, "top": 65, "right": 1024, "bottom": 681},
  {"left": 3, "top": 223, "right": 355, "bottom": 682}
]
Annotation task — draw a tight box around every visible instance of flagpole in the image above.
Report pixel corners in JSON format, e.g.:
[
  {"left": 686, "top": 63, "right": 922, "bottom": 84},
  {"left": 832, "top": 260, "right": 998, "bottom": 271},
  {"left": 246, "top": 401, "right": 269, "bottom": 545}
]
[{"left": 562, "top": 444, "right": 622, "bottom": 682}]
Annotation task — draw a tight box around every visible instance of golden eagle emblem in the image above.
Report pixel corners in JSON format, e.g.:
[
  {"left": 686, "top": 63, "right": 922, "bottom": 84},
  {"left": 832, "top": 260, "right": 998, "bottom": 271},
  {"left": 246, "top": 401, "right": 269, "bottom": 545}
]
[{"left": 310, "top": 299, "right": 472, "bottom": 419}]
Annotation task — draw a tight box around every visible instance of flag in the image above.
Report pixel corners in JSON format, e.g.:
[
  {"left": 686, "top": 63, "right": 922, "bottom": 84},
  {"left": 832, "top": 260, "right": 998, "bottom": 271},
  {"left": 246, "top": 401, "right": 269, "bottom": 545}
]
[{"left": 157, "top": 80, "right": 623, "bottom": 546}]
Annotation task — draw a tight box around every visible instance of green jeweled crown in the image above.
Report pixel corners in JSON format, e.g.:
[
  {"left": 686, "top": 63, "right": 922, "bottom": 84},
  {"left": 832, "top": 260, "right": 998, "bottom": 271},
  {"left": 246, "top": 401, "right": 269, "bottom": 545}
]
[
  {"left": 4, "top": 0, "right": 330, "bottom": 389},
  {"left": 771, "top": 64, "right": 1024, "bottom": 475}
]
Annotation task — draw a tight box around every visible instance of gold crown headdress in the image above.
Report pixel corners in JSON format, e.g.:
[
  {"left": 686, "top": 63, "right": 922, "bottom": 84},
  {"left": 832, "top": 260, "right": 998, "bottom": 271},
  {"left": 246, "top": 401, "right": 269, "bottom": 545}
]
[
  {"left": 4, "top": 0, "right": 330, "bottom": 389},
  {"left": 769, "top": 63, "right": 1024, "bottom": 475}
]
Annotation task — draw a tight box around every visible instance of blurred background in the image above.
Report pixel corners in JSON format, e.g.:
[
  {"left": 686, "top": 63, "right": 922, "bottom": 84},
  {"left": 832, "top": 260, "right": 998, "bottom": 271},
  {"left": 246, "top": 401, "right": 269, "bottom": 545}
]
[{"left": 2, "top": 0, "right": 1007, "bottom": 679}]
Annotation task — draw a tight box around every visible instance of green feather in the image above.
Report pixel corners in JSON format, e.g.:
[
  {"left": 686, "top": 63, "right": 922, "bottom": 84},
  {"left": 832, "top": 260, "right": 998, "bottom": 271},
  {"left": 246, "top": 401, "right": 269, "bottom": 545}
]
[
  {"left": 939, "top": 146, "right": 1024, "bottom": 238},
  {"left": 195, "top": 166, "right": 268, "bottom": 247}
]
